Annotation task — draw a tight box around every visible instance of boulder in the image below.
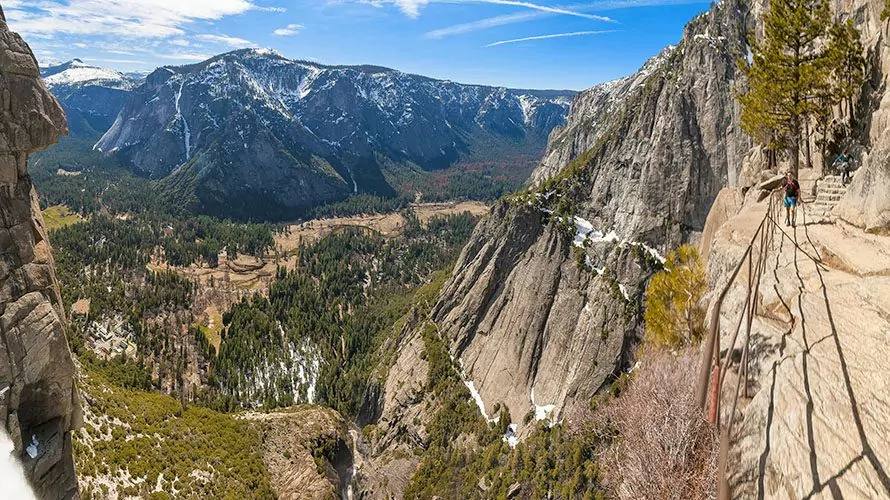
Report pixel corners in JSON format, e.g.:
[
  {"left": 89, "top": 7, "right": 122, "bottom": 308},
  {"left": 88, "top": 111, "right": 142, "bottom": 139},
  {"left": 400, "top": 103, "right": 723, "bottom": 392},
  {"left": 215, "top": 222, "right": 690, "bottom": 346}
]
[{"left": 757, "top": 174, "right": 785, "bottom": 193}]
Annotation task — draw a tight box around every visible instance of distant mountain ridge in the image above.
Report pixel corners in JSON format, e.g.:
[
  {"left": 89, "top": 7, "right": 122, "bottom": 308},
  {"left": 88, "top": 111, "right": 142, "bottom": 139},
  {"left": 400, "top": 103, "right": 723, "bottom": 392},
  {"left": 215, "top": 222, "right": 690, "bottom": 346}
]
[
  {"left": 41, "top": 59, "right": 142, "bottom": 137},
  {"left": 93, "top": 49, "right": 575, "bottom": 219}
]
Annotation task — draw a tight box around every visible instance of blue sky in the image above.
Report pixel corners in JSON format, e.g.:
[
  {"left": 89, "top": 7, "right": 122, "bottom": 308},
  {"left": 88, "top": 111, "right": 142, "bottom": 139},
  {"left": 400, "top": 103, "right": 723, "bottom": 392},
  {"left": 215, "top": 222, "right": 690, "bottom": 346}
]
[{"left": 4, "top": 0, "right": 711, "bottom": 90}]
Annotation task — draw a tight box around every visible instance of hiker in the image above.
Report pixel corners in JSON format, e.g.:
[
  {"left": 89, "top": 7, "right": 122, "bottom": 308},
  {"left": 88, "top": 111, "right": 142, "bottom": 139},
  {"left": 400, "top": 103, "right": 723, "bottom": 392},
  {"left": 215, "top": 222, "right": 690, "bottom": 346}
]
[
  {"left": 782, "top": 171, "right": 801, "bottom": 227},
  {"left": 836, "top": 150, "right": 853, "bottom": 185}
]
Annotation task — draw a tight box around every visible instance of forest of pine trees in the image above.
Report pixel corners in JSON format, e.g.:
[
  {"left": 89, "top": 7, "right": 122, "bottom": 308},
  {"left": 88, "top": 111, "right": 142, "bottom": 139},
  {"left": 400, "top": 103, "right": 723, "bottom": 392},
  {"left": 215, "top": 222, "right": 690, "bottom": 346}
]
[{"left": 206, "top": 211, "right": 479, "bottom": 416}]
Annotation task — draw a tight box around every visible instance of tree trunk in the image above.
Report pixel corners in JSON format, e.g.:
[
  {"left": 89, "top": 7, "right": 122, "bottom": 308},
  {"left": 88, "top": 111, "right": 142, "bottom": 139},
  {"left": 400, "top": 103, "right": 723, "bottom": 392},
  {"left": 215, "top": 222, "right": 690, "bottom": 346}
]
[
  {"left": 805, "top": 120, "right": 812, "bottom": 169},
  {"left": 791, "top": 116, "right": 801, "bottom": 177}
]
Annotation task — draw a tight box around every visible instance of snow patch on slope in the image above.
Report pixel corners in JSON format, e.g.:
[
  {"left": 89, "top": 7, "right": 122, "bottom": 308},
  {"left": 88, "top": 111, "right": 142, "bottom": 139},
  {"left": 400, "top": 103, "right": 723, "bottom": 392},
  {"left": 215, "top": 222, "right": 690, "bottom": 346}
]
[
  {"left": 530, "top": 387, "right": 556, "bottom": 423},
  {"left": 464, "top": 380, "right": 498, "bottom": 423}
]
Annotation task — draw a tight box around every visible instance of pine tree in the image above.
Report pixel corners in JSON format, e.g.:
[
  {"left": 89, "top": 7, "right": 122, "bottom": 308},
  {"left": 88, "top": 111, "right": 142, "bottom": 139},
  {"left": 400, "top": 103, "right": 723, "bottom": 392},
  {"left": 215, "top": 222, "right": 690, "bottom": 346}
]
[
  {"left": 739, "top": 0, "right": 834, "bottom": 177},
  {"left": 828, "top": 19, "right": 866, "bottom": 122},
  {"left": 643, "top": 245, "right": 707, "bottom": 349}
]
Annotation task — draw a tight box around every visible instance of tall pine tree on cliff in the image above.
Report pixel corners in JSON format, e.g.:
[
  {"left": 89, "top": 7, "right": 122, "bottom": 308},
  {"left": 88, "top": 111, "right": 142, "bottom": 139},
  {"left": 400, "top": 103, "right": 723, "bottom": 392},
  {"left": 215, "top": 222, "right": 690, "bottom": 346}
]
[
  {"left": 740, "top": 0, "right": 833, "bottom": 177},
  {"left": 828, "top": 19, "right": 865, "bottom": 123}
]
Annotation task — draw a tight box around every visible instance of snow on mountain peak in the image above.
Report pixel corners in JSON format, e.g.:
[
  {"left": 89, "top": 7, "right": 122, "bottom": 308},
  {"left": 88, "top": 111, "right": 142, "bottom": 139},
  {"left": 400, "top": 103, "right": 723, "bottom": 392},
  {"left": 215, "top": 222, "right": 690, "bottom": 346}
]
[{"left": 43, "top": 60, "right": 138, "bottom": 90}]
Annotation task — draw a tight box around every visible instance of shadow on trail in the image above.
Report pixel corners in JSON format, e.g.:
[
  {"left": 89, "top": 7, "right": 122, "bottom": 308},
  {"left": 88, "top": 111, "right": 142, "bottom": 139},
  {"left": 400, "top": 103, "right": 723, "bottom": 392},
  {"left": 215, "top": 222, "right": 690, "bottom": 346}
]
[
  {"left": 757, "top": 201, "right": 797, "bottom": 500},
  {"left": 797, "top": 207, "right": 890, "bottom": 498},
  {"left": 789, "top": 221, "right": 822, "bottom": 491}
]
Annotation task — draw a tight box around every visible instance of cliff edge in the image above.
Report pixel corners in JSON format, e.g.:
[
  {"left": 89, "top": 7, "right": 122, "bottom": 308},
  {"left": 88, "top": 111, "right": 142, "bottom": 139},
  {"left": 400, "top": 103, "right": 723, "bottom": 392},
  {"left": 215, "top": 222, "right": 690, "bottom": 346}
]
[{"left": 0, "top": 5, "right": 82, "bottom": 499}]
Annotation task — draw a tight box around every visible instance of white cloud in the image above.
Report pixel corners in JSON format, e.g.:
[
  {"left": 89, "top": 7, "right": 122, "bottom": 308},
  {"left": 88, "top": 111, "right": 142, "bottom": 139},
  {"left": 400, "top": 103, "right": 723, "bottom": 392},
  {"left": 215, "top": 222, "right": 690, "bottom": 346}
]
[
  {"left": 486, "top": 29, "right": 617, "bottom": 46},
  {"left": 426, "top": 0, "right": 707, "bottom": 39},
  {"left": 155, "top": 52, "right": 213, "bottom": 61},
  {"left": 340, "top": 0, "right": 613, "bottom": 21},
  {"left": 5, "top": 0, "right": 260, "bottom": 38},
  {"left": 425, "top": 11, "right": 538, "bottom": 38},
  {"left": 272, "top": 23, "right": 304, "bottom": 36},
  {"left": 85, "top": 57, "right": 144, "bottom": 64},
  {"left": 169, "top": 39, "right": 191, "bottom": 46},
  {"left": 473, "top": 0, "right": 614, "bottom": 22},
  {"left": 196, "top": 33, "right": 253, "bottom": 47}
]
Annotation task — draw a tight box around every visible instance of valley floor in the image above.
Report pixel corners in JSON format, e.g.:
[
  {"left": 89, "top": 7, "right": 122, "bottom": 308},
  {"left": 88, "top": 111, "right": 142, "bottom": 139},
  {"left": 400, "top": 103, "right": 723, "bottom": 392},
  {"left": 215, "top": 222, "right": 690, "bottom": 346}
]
[{"left": 709, "top": 190, "right": 890, "bottom": 499}]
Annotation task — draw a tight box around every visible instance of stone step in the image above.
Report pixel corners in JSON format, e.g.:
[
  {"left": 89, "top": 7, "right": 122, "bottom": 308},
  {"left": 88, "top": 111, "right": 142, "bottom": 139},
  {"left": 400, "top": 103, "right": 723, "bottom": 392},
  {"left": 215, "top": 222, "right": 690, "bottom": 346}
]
[{"left": 816, "top": 195, "right": 843, "bottom": 202}]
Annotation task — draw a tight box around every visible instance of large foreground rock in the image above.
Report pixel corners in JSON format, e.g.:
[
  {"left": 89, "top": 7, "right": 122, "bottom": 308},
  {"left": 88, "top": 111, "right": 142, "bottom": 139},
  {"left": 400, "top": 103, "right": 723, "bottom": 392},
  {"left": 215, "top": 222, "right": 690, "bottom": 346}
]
[{"left": 0, "top": 6, "right": 82, "bottom": 499}]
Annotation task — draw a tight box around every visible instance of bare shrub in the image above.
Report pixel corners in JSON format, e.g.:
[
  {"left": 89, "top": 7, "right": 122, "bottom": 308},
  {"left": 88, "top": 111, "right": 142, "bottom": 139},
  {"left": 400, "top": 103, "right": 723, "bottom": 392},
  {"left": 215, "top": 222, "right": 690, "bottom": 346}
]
[{"left": 602, "top": 348, "right": 717, "bottom": 500}]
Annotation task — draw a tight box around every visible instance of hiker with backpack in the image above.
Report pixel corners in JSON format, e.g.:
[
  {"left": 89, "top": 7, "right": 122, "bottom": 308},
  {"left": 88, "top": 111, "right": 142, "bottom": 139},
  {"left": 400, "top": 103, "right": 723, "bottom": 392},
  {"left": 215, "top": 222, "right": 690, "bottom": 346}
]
[
  {"left": 836, "top": 150, "right": 853, "bottom": 185},
  {"left": 782, "top": 171, "right": 801, "bottom": 227}
]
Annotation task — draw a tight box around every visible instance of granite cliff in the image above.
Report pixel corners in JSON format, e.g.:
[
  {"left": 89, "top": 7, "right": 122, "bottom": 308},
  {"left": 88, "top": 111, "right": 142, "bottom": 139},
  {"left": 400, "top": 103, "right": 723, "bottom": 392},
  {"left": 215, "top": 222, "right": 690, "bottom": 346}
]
[
  {"left": 430, "top": 0, "right": 752, "bottom": 433},
  {"left": 356, "top": 0, "right": 754, "bottom": 494},
  {"left": 0, "top": 6, "right": 81, "bottom": 499}
]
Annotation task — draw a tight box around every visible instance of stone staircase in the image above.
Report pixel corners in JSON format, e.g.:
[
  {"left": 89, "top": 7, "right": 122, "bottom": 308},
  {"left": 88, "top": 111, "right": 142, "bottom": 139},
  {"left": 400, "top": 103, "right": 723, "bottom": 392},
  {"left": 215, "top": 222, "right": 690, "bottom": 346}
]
[{"left": 807, "top": 174, "right": 848, "bottom": 218}]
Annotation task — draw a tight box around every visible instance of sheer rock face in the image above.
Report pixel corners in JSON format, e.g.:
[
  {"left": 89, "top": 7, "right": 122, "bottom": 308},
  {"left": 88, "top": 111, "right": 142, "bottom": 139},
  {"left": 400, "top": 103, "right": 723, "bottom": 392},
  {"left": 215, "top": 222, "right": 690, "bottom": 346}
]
[
  {"left": 430, "top": 0, "right": 752, "bottom": 431},
  {"left": 835, "top": 0, "right": 890, "bottom": 230},
  {"left": 0, "top": 7, "right": 82, "bottom": 500}
]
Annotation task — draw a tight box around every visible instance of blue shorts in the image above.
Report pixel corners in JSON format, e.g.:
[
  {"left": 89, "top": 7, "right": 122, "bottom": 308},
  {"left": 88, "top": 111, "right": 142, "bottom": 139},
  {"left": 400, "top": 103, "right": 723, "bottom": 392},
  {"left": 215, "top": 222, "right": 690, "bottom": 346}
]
[{"left": 784, "top": 196, "right": 798, "bottom": 208}]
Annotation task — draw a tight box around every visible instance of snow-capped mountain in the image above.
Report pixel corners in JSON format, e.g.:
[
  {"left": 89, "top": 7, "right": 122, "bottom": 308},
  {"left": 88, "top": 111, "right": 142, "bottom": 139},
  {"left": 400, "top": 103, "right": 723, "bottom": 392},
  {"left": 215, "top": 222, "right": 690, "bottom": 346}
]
[
  {"left": 95, "top": 49, "right": 575, "bottom": 219},
  {"left": 41, "top": 59, "right": 142, "bottom": 137}
]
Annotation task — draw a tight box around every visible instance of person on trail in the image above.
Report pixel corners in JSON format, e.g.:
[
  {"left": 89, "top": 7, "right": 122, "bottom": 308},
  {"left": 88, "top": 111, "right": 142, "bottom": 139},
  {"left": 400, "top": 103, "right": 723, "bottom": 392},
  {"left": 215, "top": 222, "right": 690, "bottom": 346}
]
[
  {"left": 782, "top": 171, "right": 801, "bottom": 227},
  {"left": 836, "top": 150, "right": 853, "bottom": 185}
]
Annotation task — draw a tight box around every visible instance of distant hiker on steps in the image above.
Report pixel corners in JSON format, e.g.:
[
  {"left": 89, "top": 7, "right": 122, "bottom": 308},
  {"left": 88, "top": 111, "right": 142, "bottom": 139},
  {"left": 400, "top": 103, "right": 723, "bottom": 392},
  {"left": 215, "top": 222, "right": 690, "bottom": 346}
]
[
  {"left": 782, "top": 171, "right": 801, "bottom": 227},
  {"left": 836, "top": 150, "right": 853, "bottom": 185}
]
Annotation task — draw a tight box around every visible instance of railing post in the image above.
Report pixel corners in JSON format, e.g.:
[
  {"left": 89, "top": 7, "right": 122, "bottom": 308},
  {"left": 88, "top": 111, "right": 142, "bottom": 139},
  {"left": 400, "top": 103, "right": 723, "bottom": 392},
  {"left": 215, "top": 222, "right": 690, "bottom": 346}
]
[
  {"left": 696, "top": 221, "right": 762, "bottom": 410},
  {"left": 718, "top": 431, "right": 731, "bottom": 500},
  {"left": 709, "top": 359, "right": 720, "bottom": 426}
]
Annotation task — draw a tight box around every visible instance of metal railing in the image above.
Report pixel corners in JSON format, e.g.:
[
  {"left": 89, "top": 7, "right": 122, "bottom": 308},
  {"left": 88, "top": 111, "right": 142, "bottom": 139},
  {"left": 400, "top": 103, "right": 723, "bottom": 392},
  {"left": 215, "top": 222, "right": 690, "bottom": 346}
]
[{"left": 694, "top": 190, "right": 782, "bottom": 500}]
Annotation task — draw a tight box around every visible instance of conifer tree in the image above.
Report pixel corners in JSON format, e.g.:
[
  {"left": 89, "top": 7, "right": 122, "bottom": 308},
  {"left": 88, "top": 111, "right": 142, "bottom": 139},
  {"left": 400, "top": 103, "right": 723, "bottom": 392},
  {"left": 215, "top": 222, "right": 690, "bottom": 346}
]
[
  {"left": 643, "top": 245, "right": 706, "bottom": 349},
  {"left": 740, "top": 0, "right": 834, "bottom": 176},
  {"left": 828, "top": 19, "right": 866, "bottom": 122}
]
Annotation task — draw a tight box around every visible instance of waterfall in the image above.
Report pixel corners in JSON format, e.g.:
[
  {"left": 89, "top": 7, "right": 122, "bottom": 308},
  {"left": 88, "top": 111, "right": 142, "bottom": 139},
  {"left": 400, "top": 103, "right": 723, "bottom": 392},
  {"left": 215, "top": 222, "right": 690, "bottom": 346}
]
[{"left": 1, "top": 428, "right": 36, "bottom": 500}]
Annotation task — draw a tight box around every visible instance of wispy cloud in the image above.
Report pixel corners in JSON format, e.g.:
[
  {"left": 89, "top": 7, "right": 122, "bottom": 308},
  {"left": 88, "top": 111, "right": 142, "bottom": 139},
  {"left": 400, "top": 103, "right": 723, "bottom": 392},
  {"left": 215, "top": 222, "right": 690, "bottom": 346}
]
[
  {"left": 85, "top": 57, "right": 145, "bottom": 64},
  {"left": 427, "top": 0, "right": 706, "bottom": 38},
  {"left": 485, "top": 29, "right": 617, "bottom": 46},
  {"left": 5, "top": 0, "right": 261, "bottom": 38},
  {"left": 196, "top": 34, "right": 253, "bottom": 47},
  {"left": 155, "top": 52, "right": 213, "bottom": 61},
  {"left": 477, "top": 0, "right": 614, "bottom": 21},
  {"left": 341, "top": 0, "right": 612, "bottom": 21},
  {"left": 272, "top": 24, "right": 304, "bottom": 36},
  {"left": 426, "top": 11, "right": 539, "bottom": 38}
]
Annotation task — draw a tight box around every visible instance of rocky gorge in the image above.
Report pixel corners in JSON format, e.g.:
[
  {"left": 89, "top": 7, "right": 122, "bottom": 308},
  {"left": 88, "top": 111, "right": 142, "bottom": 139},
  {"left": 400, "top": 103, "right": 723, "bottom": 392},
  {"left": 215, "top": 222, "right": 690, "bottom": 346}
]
[
  {"left": 2, "top": 0, "right": 890, "bottom": 495},
  {"left": 353, "top": 0, "right": 890, "bottom": 496}
]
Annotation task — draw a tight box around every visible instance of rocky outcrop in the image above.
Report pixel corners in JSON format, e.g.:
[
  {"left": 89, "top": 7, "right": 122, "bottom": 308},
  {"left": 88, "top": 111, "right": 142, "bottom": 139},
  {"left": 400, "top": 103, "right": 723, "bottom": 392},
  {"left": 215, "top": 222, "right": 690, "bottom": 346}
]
[
  {"left": 427, "top": 0, "right": 753, "bottom": 432},
  {"left": 244, "top": 406, "right": 353, "bottom": 500},
  {"left": 835, "top": 0, "right": 890, "bottom": 230},
  {"left": 0, "top": 7, "right": 82, "bottom": 499}
]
